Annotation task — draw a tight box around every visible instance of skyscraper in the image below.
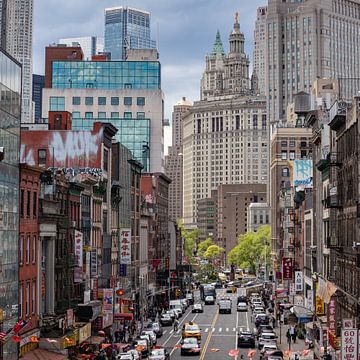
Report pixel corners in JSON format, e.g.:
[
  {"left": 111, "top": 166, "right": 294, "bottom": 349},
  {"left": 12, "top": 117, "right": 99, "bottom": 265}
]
[
  {"left": 104, "top": 6, "right": 156, "bottom": 60},
  {"left": 165, "top": 97, "right": 192, "bottom": 222},
  {"left": 59, "top": 36, "right": 104, "bottom": 60},
  {"left": 266, "top": 0, "right": 360, "bottom": 125},
  {"left": 183, "top": 15, "right": 267, "bottom": 228},
  {"left": 0, "top": 0, "right": 33, "bottom": 123},
  {"left": 32, "top": 74, "right": 44, "bottom": 123},
  {"left": 253, "top": 6, "right": 267, "bottom": 95}
]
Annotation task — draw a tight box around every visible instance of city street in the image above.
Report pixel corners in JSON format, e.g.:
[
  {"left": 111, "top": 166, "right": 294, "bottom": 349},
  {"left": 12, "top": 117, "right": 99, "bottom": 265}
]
[{"left": 158, "top": 288, "right": 259, "bottom": 360}]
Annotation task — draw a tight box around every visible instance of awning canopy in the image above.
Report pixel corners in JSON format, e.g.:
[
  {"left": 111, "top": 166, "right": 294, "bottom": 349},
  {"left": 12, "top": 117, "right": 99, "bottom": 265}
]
[
  {"left": 22, "top": 349, "right": 67, "bottom": 360},
  {"left": 291, "top": 306, "right": 314, "bottom": 324},
  {"left": 114, "top": 312, "right": 134, "bottom": 321}
]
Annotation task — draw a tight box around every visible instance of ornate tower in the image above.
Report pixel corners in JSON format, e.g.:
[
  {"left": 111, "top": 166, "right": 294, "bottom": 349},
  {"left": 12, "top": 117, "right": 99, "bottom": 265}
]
[{"left": 224, "top": 13, "right": 250, "bottom": 94}]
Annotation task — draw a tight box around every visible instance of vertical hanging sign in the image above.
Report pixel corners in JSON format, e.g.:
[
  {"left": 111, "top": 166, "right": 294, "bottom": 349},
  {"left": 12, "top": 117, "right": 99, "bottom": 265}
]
[{"left": 120, "top": 229, "right": 131, "bottom": 264}]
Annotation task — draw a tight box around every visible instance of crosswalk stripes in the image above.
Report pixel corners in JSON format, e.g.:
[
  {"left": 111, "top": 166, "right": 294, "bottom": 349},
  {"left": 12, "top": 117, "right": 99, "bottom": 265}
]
[
  {"left": 205, "top": 328, "right": 209, "bottom": 332},
  {"left": 218, "top": 328, "right": 222, "bottom": 332}
]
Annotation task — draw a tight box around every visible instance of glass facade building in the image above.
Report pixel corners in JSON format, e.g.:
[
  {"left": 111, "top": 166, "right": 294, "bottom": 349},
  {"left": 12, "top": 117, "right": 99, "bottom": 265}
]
[
  {"left": 52, "top": 61, "right": 160, "bottom": 90},
  {"left": 0, "top": 49, "right": 21, "bottom": 360},
  {"left": 104, "top": 6, "right": 156, "bottom": 60},
  {"left": 72, "top": 118, "right": 151, "bottom": 171}
]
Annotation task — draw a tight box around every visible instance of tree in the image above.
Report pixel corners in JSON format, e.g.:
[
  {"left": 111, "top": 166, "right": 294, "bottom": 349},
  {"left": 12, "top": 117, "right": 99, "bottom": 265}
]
[
  {"left": 178, "top": 221, "right": 199, "bottom": 263},
  {"left": 204, "top": 244, "right": 224, "bottom": 260},
  {"left": 197, "top": 238, "right": 213, "bottom": 257},
  {"left": 227, "top": 225, "right": 271, "bottom": 273}
]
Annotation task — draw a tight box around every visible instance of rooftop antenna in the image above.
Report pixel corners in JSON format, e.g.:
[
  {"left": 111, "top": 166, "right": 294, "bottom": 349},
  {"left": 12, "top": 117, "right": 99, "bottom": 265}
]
[{"left": 157, "top": 22, "right": 160, "bottom": 53}]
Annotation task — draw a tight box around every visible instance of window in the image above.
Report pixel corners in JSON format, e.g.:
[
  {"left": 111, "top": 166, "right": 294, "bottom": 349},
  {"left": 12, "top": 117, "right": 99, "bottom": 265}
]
[
  {"left": 281, "top": 140, "right": 288, "bottom": 147},
  {"left": 281, "top": 151, "right": 287, "bottom": 160},
  {"left": 32, "top": 235, "right": 36, "bottom": 264},
  {"left": 26, "top": 235, "right": 30, "bottom": 264},
  {"left": 20, "top": 189, "right": 24, "bottom": 217},
  {"left": 19, "top": 235, "right": 24, "bottom": 265},
  {"left": 124, "top": 112, "right": 132, "bottom": 119},
  {"left": 98, "top": 112, "right": 106, "bottom": 119},
  {"left": 289, "top": 151, "right": 295, "bottom": 160},
  {"left": 26, "top": 282, "right": 30, "bottom": 316},
  {"left": 111, "top": 97, "right": 119, "bottom": 105},
  {"left": 124, "top": 97, "right": 132, "bottom": 106},
  {"left": 260, "top": 214, "right": 264, "bottom": 224},
  {"left": 85, "top": 112, "right": 93, "bottom": 119},
  {"left": 98, "top": 97, "right": 106, "bottom": 105},
  {"left": 137, "top": 97, "right": 145, "bottom": 106},
  {"left": 72, "top": 96, "right": 80, "bottom": 105},
  {"left": 49, "top": 96, "right": 65, "bottom": 111},
  {"left": 72, "top": 111, "right": 80, "bottom": 119},
  {"left": 282, "top": 167, "right": 290, "bottom": 177},
  {"left": 32, "top": 280, "right": 36, "bottom": 314},
  {"left": 103, "top": 210, "right": 108, "bottom": 233},
  {"left": 38, "top": 149, "right": 46, "bottom": 167},
  {"left": 254, "top": 214, "right": 257, "bottom": 224},
  {"left": 103, "top": 148, "right": 109, "bottom": 172},
  {"left": 33, "top": 192, "right": 37, "bottom": 218},
  {"left": 137, "top": 112, "right": 145, "bottom": 119},
  {"left": 111, "top": 112, "right": 119, "bottom": 118},
  {"left": 289, "top": 140, "right": 296, "bottom": 147},
  {"left": 85, "top": 97, "right": 93, "bottom": 105},
  {"left": 27, "top": 191, "right": 31, "bottom": 217}
]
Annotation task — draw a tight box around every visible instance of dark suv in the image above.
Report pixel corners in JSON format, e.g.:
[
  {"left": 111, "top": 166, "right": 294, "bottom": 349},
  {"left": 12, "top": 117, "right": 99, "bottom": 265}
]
[
  {"left": 237, "top": 295, "right": 248, "bottom": 304},
  {"left": 237, "top": 331, "right": 256, "bottom": 348}
]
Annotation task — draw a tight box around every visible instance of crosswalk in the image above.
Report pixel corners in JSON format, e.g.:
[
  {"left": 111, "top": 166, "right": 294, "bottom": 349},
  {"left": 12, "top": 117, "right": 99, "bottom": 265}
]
[{"left": 163, "top": 327, "right": 250, "bottom": 335}]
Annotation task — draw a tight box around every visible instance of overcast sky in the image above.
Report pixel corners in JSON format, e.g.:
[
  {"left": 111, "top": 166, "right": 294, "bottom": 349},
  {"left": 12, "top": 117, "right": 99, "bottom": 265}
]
[{"left": 33, "top": 0, "right": 266, "bottom": 149}]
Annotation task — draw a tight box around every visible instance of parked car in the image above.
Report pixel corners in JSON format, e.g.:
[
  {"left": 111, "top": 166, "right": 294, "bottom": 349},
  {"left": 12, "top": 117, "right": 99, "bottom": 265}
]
[
  {"left": 204, "top": 295, "right": 215, "bottom": 305},
  {"left": 256, "top": 325, "right": 274, "bottom": 338},
  {"left": 259, "top": 344, "right": 278, "bottom": 359},
  {"left": 140, "top": 334, "right": 154, "bottom": 348},
  {"left": 255, "top": 314, "right": 270, "bottom": 327},
  {"left": 141, "top": 330, "right": 157, "bottom": 345},
  {"left": 160, "top": 314, "right": 173, "bottom": 326},
  {"left": 237, "top": 331, "right": 256, "bottom": 348},
  {"left": 133, "top": 339, "right": 150, "bottom": 358},
  {"left": 186, "top": 293, "right": 194, "bottom": 305},
  {"left": 149, "top": 346, "right": 170, "bottom": 360},
  {"left": 192, "top": 304, "right": 204, "bottom": 313},
  {"left": 180, "top": 337, "right": 201, "bottom": 356},
  {"left": 258, "top": 332, "right": 278, "bottom": 349},
  {"left": 264, "top": 350, "right": 284, "bottom": 360},
  {"left": 166, "top": 309, "right": 179, "bottom": 320},
  {"left": 237, "top": 302, "right": 248, "bottom": 312},
  {"left": 146, "top": 322, "right": 163, "bottom": 338},
  {"left": 174, "top": 308, "right": 183, "bottom": 318}
]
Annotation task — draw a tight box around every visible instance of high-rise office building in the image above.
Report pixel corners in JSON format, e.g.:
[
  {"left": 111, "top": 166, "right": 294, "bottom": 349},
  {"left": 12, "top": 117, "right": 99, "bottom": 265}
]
[
  {"left": 165, "top": 97, "right": 192, "bottom": 222},
  {"left": 0, "top": 48, "right": 22, "bottom": 360},
  {"left": 32, "top": 74, "right": 44, "bottom": 123},
  {"left": 104, "top": 6, "right": 156, "bottom": 60},
  {"left": 183, "top": 15, "right": 267, "bottom": 228},
  {"left": 0, "top": 0, "right": 33, "bottom": 123},
  {"left": 267, "top": 0, "right": 360, "bottom": 125},
  {"left": 253, "top": 6, "right": 267, "bottom": 95},
  {"left": 59, "top": 36, "right": 104, "bottom": 60}
]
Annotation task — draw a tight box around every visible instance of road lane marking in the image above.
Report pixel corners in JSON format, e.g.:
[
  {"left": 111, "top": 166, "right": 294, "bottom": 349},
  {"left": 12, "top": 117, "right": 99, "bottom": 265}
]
[
  {"left": 235, "top": 305, "right": 239, "bottom": 349},
  {"left": 170, "top": 330, "right": 173, "bottom": 334},
  {"left": 212, "top": 328, "right": 215, "bottom": 332},
  {"left": 226, "top": 327, "right": 229, "bottom": 332},
  {"left": 212, "top": 334, "right": 234, "bottom": 337},
  {"left": 246, "top": 311, "right": 250, "bottom": 331},
  {"left": 205, "top": 328, "right": 208, "bottom": 333},
  {"left": 199, "top": 310, "right": 219, "bottom": 360},
  {"left": 233, "top": 327, "right": 236, "bottom": 331},
  {"left": 163, "top": 330, "right": 167, "bottom": 335},
  {"left": 219, "top": 328, "right": 222, "bottom": 332}
]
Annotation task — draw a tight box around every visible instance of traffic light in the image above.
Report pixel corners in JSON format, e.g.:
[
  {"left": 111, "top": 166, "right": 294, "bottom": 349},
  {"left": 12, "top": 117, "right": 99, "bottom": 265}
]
[{"left": 175, "top": 288, "right": 181, "bottom": 298}]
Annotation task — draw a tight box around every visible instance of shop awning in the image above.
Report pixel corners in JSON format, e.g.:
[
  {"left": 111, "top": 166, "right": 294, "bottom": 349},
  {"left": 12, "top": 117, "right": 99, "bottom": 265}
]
[
  {"left": 22, "top": 349, "right": 67, "bottom": 360},
  {"left": 291, "top": 306, "right": 314, "bottom": 324},
  {"left": 114, "top": 312, "right": 134, "bottom": 321}
]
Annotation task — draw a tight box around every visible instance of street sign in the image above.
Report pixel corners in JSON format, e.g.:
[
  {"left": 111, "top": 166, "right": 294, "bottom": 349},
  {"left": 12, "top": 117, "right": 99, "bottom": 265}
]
[
  {"left": 295, "top": 271, "right": 303, "bottom": 292},
  {"left": 343, "top": 318, "right": 355, "bottom": 329},
  {"left": 341, "top": 328, "right": 358, "bottom": 360}
]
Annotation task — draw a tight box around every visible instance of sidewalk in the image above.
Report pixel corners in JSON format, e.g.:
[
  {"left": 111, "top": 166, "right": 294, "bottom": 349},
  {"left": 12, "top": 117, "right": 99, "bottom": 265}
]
[{"left": 273, "top": 323, "right": 314, "bottom": 360}]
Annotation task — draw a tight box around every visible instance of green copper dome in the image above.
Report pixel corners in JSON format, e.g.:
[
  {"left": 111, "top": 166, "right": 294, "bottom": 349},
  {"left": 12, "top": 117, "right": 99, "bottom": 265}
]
[{"left": 211, "top": 30, "right": 225, "bottom": 56}]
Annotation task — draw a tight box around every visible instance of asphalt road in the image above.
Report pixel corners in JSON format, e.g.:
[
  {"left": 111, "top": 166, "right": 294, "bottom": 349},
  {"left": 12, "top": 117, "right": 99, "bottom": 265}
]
[{"left": 157, "top": 288, "right": 261, "bottom": 360}]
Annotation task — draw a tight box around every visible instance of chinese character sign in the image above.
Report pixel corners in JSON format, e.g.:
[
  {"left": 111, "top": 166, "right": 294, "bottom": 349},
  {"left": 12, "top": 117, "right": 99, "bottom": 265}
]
[
  {"left": 295, "top": 271, "right": 303, "bottom": 292},
  {"left": 103, "top": 288, "right": 113, "bottom": 313},
  {"left": 328, "top": 297, "right": 337, "bottom": 333},
  {"left": 282, "top": 258, "right": 293, "bottom": 280},
  {"left": 74, "top": 230, "right": 83, "bottom": 268},
  {"left": 120, "top": 229, "right": 131, "bottom": 265},
  {"left": 341, "top": 329, "right": 358, "bottom": 360},
  {"left": 315, "top": 282, "right": 325, "bottom": 315}
]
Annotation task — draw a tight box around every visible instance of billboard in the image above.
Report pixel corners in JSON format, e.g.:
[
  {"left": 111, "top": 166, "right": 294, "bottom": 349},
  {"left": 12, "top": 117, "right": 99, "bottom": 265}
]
[
  {"left": 282, "top": 257, "right": 293, "bottom": 280},
  {"left": 120, "top": 229, "right": 131, "bottom": 265},
  {"left": 293, "top": 159, "right": 313, "bottom": 188}
]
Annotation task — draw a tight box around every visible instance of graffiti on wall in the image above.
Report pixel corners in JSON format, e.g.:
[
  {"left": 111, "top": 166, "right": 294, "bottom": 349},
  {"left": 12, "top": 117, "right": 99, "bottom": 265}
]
[{"left": 20, "top": 128, "right": 103, "bottom": 174}]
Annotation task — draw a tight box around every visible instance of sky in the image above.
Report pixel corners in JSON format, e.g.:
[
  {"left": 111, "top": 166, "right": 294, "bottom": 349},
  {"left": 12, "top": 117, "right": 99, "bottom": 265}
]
[{"left": 33, "top": 0, "right": 266, "bottom": 150}]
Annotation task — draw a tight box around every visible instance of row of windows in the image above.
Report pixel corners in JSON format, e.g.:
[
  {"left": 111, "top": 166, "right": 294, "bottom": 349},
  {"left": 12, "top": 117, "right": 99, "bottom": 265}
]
[
  {"left": 19, "top": 234, "right": 37, "bottom": 265},
  {"left": 72, "top": 111, "right": 145, "bottom": 119},
  {"left": 20, "top": 189, "right": 38, "bottom": 219},
  {"left": 19, "top": 280, "right": 36, "bottom": 318},
  {"left": 72, "top": 96, "right": 145, "bottom": 106}
]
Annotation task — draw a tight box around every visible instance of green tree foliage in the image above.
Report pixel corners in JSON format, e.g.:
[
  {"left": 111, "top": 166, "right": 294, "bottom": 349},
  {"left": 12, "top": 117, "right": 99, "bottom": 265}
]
[
  {"left": 204, "top": 244, "right": 224, "bottom": 260},
  {"left": 197, "top": 238, "right": 214, "bottom": 257},
  {"left": 227, "top": 225, "right": 271, "bottom": 273},
  {"left": 178, "top": 221, "right": 199, "bottom": 263}
]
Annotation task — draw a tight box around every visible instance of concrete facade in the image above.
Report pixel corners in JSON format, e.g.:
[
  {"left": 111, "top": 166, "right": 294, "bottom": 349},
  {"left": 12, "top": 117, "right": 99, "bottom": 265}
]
[{"left": 247, "top": 202, "right": 270, "bottom": 232}]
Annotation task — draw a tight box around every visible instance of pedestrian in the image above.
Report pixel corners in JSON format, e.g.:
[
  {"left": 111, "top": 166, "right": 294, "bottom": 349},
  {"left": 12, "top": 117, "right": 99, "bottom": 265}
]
[
  {"left": 292, "top": 327, "right": 297, "bottom": 343},
  {"left": 286, "top": 329, "right": 292, "bottom": 344},
  {"left": 272, "top": 315, "right": 276, "bottom": 328}
]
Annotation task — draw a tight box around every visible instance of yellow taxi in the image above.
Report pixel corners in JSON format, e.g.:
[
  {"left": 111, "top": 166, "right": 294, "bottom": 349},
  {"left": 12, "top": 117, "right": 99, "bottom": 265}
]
[{"left": 182, "top": 321, "right": 201, "bottom": 340}]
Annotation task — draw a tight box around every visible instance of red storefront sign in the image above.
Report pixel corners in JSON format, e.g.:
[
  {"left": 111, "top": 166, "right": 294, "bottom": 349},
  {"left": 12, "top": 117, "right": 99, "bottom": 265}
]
[
  {"left": 328, "top": 297, "right": 336, "bottom": 333},
  {"left": 282, "top": 257, "right": 293, "bottom": 280}
]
